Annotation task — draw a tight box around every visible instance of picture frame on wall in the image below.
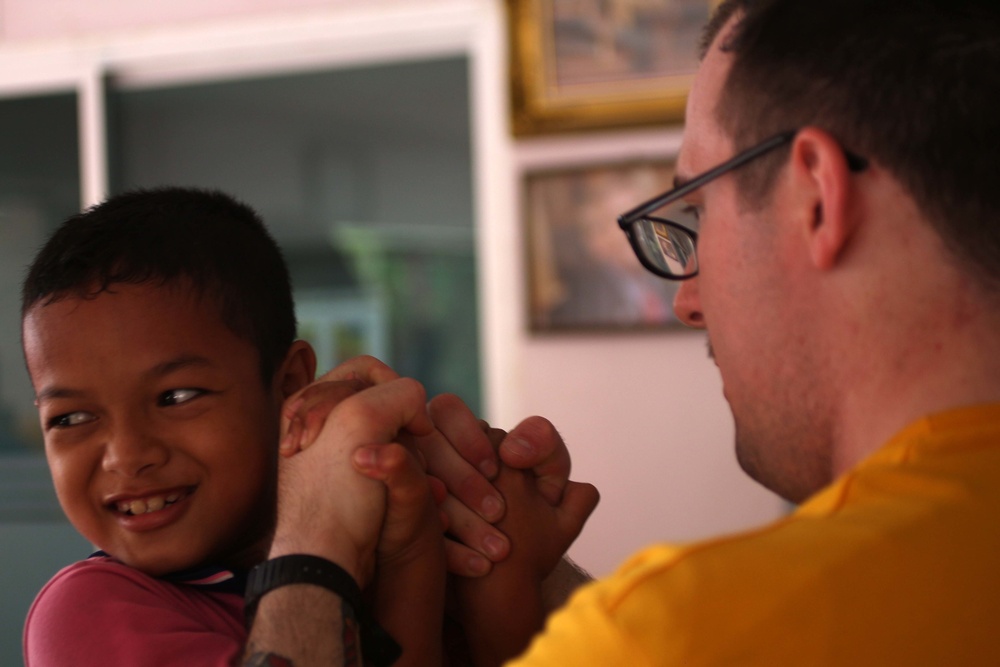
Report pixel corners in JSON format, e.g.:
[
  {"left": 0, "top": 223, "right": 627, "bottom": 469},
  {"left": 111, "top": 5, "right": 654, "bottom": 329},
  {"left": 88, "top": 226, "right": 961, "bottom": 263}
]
[
  {"left": 524, "top": 158, "right": 684, "bottom": 331},
  {"left": 507, "top": 0, "right": 714, "bottom": 136}
]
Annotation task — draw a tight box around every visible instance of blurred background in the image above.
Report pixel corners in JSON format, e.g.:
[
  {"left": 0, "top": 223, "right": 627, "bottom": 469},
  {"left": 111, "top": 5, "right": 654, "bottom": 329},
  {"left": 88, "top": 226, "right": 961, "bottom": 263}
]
[{"left": 0, "top": 0, "right": 782, "bottom": 660}]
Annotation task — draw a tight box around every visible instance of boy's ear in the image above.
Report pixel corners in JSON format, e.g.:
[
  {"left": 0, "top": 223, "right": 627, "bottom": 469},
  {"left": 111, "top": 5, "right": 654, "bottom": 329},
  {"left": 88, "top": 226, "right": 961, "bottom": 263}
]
[
  {"left": 788, "top": 127, "right": 860, "bottom": 270},
  {"left": 273, "top": 339, "right": 317, "bottom": 401}
]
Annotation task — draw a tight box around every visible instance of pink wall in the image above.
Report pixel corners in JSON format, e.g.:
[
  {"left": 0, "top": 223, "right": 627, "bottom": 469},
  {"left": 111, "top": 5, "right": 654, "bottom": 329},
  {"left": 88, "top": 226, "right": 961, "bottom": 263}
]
[
  {"left": 521, "top": 331, "right": 784, "bottom": 575},
  {"left": 0, "top": 0, "right": 347, "bottom": 41}
]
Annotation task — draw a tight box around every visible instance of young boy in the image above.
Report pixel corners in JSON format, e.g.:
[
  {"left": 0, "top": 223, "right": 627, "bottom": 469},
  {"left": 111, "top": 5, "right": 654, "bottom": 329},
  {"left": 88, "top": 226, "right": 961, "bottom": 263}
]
[{"left": 19, "top": 187, "right": 592, "bottom": 666}]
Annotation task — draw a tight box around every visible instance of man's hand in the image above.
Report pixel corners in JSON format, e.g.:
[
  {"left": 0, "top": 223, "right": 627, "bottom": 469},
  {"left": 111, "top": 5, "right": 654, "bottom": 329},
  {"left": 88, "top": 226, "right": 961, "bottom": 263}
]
[
  {"left": 270, "top": 377, "right": 433, "bottom": 586},
  {"left": 248, "top": 371, "right": 436, "bottom": 667}
]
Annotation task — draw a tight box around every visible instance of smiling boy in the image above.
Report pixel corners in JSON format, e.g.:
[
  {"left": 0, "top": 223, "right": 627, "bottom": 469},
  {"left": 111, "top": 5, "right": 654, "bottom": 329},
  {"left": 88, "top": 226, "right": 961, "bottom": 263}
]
[
  {"left": 20, "top": 188, "right": 318, "bottom": 664},
  {"left": 19, "top": 187, "right": 582, "bottom": 666}
]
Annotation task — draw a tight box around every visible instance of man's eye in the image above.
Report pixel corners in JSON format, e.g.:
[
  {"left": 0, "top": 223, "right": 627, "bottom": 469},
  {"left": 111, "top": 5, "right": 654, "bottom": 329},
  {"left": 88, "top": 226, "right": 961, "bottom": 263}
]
[
  {"left": 680, "top": 204, "right": 702, "bottom": 221},
  {"left": 47, "top": 412, "right": 95, "bottom": 429},
  {"left": 159, "top": 388, "right": 205, "bottom": 406}
]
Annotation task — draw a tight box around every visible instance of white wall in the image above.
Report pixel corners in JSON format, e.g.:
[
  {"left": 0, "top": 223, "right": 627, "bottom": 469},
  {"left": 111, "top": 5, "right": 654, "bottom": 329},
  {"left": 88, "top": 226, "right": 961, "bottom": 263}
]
[{"left": 0, "top": 0, "right": 785, "bottom": 585}]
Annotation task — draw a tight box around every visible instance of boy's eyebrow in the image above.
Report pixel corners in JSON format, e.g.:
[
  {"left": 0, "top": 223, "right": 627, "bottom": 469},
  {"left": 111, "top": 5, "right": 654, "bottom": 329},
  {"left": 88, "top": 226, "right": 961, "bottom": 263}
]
[
  {"left": 35, "top": 355, "right": 216, "bottom": 403},
  {"left": 35, "top": 386, "right": 86, "bottom": 403},
  {"left": 146, "top": 355, "right": 215, "bottom": 379}
]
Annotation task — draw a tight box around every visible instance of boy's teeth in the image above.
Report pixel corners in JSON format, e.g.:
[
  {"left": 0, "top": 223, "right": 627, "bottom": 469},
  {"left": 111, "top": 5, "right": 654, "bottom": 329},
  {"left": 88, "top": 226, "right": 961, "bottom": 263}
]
[
  {"left": 118, "top": 493, "right": 180, "bottom": 515},
  {"left": 145, "top": 497, "right": 165, "bottom": 512}
]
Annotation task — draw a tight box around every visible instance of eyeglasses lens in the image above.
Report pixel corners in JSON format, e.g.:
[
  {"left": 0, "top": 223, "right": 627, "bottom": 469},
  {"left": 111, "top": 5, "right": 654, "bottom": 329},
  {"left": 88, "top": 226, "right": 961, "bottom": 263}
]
[{"left": 632, "top": 199, "right": 699, "bottom": 277}]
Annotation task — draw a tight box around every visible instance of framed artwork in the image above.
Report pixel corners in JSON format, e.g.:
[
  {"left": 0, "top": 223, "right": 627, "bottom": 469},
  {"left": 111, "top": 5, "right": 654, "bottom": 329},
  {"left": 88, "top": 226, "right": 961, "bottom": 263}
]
[
  {"left": 507, "top": 0, "right": 714, "bottom": 135},
  {"left": 525, "top": 158, "right": 683, "bottom": 331}
]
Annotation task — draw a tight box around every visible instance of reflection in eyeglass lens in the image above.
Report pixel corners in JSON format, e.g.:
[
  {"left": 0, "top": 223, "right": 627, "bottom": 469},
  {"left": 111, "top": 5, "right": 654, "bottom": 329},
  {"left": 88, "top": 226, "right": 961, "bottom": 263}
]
[{"left": 654, "top": 221, "right": 681, "bottom": 263}]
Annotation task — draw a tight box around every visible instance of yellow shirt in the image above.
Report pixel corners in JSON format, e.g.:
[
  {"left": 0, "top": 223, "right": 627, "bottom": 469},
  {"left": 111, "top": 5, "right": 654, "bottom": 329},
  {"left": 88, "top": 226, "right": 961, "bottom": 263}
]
[{"left": 509, "top": 404, "right": 1000, "bottom": 666}]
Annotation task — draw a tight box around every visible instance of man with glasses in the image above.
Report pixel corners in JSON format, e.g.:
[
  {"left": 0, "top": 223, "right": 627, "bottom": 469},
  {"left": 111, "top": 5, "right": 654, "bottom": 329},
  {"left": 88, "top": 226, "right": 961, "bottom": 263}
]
[
  {"left": 206, "top": 0, "right": 1000, "bottom": 664},
  {"left": 468, "top": 0, "right": 1000, "bottom": 664}
]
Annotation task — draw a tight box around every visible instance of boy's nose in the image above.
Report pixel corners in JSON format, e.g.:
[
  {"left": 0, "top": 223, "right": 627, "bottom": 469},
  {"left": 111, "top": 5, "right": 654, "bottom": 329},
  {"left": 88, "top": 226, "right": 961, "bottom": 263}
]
[{"left": 102, "top": 417, "right": 169, "bottom": 477}]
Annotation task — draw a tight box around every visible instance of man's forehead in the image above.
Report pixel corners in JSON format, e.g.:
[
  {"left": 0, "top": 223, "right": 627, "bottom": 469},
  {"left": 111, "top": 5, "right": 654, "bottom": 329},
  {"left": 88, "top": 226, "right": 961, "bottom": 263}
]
[{"left": 677, "top": 23, "right": 736, "bottom": 180}]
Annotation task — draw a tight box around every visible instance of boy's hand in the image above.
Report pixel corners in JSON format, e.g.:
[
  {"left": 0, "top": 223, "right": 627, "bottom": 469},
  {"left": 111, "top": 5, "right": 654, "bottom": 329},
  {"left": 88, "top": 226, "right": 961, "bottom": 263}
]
[
  {"left": 279, "top": 355, "right": 398, "bottom": 456},
  {"left": 450, "top": 459, "right": 599, "bottom": 666},
  {"left": 352, "top": 442, "right": 447, "bottom": 566},
  {"left": 353, "top": 441, "right": 449, "bottom": 666},
  {"left": 416, "top": 409, "right": 583, "bottom": 578}
]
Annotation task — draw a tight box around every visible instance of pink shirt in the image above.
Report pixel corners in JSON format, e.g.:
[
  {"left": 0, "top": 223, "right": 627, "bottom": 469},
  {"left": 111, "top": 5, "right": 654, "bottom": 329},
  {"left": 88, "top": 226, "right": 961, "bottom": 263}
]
[{"left": 24, "top": 555, "right": 246, "bottom": 666}]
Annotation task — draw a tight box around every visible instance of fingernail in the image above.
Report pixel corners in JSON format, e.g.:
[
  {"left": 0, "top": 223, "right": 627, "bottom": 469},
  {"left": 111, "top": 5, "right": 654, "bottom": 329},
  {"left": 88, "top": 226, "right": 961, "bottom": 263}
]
[
  {"left": 505, "top": 436, "right": 535, "bottom": 459},
  {"left": 482, "top": 534, "right": 507, "bottom": 560},
  {"left": 481, "top": 494, "right": 504, "bottom": 520},
  {"left": 284, "top": 396, "right": 303, "bottom": 417},
  {"left": 354, "top": 447, "right": 377, "bottom": 468},
  {"left": 479, "top": 459, "right": 498, "bottom": 479}
]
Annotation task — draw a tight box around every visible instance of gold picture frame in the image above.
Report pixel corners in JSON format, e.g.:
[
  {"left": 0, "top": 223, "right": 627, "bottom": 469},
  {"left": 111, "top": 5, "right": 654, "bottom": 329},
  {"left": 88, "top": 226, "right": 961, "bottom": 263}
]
[
  {"left": 507, "top": 0, "right": 715, "bottom": 136},
  {"left": 524, "top": 158, "right": 683, "bottom": 331}
]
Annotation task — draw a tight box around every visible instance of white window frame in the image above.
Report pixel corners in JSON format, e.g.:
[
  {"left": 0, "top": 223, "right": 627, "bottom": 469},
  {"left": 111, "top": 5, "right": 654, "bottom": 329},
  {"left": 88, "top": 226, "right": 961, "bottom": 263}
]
[{"left": 0, "top": 0, "right": 521, "bottom": 427}]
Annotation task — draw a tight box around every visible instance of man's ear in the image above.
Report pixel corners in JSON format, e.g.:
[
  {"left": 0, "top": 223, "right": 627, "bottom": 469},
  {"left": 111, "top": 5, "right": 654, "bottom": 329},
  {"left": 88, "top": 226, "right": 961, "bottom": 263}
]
[
  {"left": 273, "top": 339, "right": 317, "bottom": 401},
  {"left": 788, "top": 127, "right": 860, "bottom": 270}
]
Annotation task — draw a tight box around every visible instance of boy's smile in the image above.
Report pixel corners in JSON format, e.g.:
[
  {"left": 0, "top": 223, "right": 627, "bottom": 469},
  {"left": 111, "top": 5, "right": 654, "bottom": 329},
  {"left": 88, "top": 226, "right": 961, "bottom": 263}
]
[{"left": 23, "top": 282, "right": 284, "bottom": 576}]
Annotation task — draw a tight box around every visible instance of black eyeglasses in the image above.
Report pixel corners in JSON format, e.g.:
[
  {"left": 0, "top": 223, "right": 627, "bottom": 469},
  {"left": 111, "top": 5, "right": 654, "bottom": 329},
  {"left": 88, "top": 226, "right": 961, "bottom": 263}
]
[{"left": 617, "top": 131, "right": 868, "bottom": 280}]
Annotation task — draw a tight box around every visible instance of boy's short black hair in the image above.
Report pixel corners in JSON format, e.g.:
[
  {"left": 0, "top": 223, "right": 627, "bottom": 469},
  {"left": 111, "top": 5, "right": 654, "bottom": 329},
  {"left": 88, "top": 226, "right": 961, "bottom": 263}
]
[{"left": 21, "top": 187, "right": 297, "bottom": 384}]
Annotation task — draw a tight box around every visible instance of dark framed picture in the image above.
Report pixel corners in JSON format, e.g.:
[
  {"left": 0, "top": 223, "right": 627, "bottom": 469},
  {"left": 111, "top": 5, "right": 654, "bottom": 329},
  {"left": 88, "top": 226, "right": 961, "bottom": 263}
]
[
  {"left": 525, "top": 158, "right": 683, "bottom": 331},
  {"left": 507, "top": 0, "right": 714, "bottom": 135}
]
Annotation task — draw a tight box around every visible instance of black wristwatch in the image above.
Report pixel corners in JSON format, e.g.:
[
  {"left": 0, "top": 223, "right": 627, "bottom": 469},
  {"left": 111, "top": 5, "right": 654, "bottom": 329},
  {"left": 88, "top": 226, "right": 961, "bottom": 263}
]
[{"left": 244, "top": 554, "right": 401, "bottom": 667}]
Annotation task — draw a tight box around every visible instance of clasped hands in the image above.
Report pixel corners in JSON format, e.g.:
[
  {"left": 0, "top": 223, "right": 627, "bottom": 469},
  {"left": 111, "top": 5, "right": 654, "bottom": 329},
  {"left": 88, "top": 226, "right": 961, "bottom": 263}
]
[{"left": 269, "top": 355, "right": 599, "bottom": 600}]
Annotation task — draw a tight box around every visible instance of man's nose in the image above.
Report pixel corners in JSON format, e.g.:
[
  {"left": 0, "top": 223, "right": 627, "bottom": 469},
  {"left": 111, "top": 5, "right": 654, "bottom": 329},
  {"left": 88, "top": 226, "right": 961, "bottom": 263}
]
[{"left": 673, "top": 276, "right": 705, "bottom": 328}]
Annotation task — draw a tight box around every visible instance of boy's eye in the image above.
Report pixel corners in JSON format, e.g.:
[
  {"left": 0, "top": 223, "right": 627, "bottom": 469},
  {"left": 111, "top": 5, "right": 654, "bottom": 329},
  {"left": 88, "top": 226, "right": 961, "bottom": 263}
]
[
  {"left": 47, "top": 411, "right": 96, "bottom": 430},
  {"left": 159, "top": 388, "right": 206, "bottom": 407}
]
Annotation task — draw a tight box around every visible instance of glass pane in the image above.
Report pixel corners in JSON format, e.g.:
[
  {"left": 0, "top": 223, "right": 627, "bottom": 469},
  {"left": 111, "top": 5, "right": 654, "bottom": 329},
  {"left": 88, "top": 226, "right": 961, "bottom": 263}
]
[
  {"left": 0, "top": 91, "right": 91, "bottom": 664},
  {"left": 0, "top": 92, "right": 80, "bottom": 459},
  {"left": 107, "top": 57, "right": 480, "bottom": 412}
]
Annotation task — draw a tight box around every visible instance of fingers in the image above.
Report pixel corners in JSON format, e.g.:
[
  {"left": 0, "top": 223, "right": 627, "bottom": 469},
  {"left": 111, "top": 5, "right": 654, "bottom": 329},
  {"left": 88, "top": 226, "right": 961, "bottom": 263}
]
[
  {"left": 280, "top": 355, "right": 403, "bottom": 455},
  {"left": 333, "top": 377, "right": 435, "bottom": 444},
  {"left": 438, "top": 493, "right": 510, "bottom": 565},
  {"left": 354, "top": 443, "right": 449, "bottom": 572},
  {"left": 554, "top": 481, "right": 601, "bottom": 544},
  {"left": 355, "top": 444, "right": 508, "bottom": 578},
  {"left": 317, "top": 354, "right": 400, "bottom": 385},
  {"left": 428, "top": 394, "right": 500, "bottom": 479},
  {"left": 280, "top": 379, "right": 369, "bottom": 456},
  {"left": 499, "top": 416, "right": 571, "bottom": 505},
  {"left": 415, "top": 395, "right": 505, "bottom": 523},
  {"left": 445, "top": 540, "right": 494, "bottom": 578}
]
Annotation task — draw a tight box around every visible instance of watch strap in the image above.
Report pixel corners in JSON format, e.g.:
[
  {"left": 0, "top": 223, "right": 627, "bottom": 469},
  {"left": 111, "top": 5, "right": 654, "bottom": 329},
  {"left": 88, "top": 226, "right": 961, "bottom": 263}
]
[{"left": 244, "top": 554, "right": 401, "bottom": 667}]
